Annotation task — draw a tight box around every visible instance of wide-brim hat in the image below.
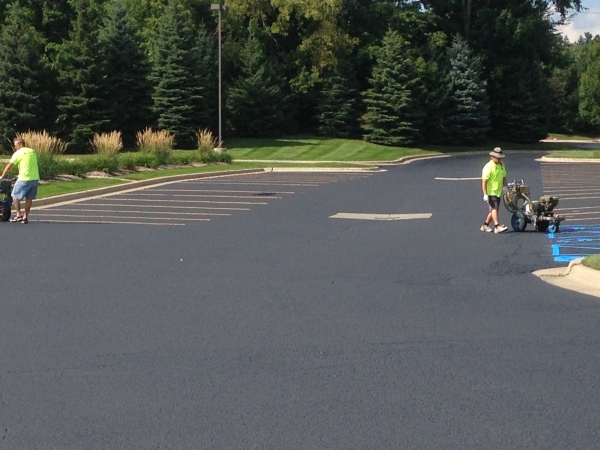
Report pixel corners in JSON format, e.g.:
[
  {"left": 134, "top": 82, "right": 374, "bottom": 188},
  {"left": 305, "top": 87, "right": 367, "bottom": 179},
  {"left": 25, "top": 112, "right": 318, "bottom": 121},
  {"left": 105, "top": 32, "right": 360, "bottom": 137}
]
[{"left": 490, "top": 147, "right": 505, "bottom": 159}]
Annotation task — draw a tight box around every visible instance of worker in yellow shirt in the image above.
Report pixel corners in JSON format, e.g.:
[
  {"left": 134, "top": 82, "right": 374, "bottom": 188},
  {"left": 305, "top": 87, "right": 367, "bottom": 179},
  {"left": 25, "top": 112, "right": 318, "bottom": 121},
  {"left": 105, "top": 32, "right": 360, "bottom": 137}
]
[
  {"left": 480, "top": 147, "right": 508, "bottom": 234},
  {"left": 1, "top": 138, "right": 40, "bottom": 224}
]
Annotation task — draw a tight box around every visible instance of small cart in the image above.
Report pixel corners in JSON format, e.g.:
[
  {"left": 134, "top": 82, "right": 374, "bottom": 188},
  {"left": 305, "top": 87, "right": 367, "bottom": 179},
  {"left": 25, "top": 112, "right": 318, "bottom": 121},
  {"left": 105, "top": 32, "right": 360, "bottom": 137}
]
[{"left": 0, "top": 179, "right": 12, "bottom": 221}]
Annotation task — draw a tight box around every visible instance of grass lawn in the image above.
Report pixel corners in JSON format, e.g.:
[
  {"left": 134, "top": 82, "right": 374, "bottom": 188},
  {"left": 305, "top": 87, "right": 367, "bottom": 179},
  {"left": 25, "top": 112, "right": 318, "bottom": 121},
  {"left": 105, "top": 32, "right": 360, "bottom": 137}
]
[
  {"left": 545, "top": 150, "right": 600, "bottom": 159},
  {"left": 37, "top": 178, "right": 128, "bottom": 199},
  {"left": 547, "top": 133, "right": 600, "bottom": 141},
  {"left": 224, "top": 137, "right": 437, "bottom": 161},
  {"left": 583, "top": 254, "right": 600, "bottom": 271}
]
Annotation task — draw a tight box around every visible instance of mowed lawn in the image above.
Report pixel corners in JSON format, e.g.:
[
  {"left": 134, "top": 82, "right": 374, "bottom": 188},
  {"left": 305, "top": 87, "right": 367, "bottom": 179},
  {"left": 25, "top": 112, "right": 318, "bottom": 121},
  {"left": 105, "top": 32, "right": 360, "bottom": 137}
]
[{"left": 225, "top": 137, "right": 438, "bottom": 161}]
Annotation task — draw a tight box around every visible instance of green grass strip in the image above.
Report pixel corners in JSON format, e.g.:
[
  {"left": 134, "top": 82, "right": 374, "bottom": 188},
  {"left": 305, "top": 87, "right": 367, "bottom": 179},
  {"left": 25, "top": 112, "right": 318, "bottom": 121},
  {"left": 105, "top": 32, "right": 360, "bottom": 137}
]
[
  {"left": 37, "top": 178, "right": 129, "bottom": 199},
  {"left": 583, "top": 254, "right": 600, "bottom": 271},
  {"left": 546, "top": 150, "right": 600, "bottom": 159}
]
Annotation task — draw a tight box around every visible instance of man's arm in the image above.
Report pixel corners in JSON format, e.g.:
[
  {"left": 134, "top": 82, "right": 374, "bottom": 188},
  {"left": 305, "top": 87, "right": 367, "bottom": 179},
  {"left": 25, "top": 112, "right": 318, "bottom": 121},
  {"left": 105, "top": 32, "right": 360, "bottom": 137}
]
[
  {"left": 1, "top": 162, "right": 13, "bottom": 179},
  {"left": 482, "top": 179, "right": 488, "bottom": 196}
]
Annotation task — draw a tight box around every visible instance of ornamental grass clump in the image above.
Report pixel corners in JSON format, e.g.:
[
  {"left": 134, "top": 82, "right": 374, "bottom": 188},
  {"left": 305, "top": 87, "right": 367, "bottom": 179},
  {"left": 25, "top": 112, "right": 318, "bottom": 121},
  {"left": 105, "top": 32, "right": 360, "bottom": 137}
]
[
  {"left": 15, "top": 130, "right": 68, "bottom": 157},
  {"left": 136, "top": 128, "right": 173, "bottom": 165},
  {"left": 196, "top": 129, "right": 231, "bottom": 163},
  {"left": 91, "top": 131, "right": 123, "bottom": 158},
  {"left": 197, "top": 129, "right": 217, "bottom": 154}
]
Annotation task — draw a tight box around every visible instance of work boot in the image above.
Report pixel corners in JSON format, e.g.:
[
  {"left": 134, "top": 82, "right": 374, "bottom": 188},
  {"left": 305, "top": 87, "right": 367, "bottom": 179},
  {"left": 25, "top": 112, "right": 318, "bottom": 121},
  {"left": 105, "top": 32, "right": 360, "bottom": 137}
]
[{"left": 494, "top": 224, "right": 508, "bottom": 234}]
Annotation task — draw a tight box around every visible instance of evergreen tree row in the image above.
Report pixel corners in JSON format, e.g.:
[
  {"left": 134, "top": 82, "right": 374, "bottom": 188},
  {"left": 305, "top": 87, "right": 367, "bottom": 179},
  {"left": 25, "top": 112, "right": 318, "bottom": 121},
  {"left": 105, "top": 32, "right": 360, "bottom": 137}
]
[{"left": 0, "top": 0, "right": 598, "bottom": 152}]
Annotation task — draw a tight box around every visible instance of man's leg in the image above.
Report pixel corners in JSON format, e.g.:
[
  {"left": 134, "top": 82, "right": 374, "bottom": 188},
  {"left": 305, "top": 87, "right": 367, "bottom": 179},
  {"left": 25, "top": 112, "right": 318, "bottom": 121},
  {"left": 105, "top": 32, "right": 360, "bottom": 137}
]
[
  {"left": 491, "top": 208, "right": 500, "bottom": 226},
  {"left": 23, "top": 198, "right": 32, "bottom": 219},
  {"left": 13, "top": 197, "right": 21, "bottom": 217}
]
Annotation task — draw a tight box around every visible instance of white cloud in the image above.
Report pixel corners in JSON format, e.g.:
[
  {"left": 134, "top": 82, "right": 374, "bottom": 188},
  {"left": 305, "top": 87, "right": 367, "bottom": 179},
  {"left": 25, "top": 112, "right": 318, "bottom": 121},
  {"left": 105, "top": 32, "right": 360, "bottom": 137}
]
[{"left": 556, "top": 9, "right": 600, "bottom": 41}]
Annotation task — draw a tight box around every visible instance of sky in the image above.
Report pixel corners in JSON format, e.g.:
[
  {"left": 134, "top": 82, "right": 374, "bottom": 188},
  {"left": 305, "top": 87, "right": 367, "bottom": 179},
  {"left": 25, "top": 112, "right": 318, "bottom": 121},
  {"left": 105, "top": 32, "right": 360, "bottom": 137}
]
[{"left": 556, "top": 0, "right": 600, "bottom": 41}]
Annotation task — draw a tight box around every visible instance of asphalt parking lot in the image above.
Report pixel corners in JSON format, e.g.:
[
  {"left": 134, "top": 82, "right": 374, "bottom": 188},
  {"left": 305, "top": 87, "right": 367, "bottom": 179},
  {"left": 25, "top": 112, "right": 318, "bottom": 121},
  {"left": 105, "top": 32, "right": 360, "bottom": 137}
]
[{"left": 1, "top": 152, "right": 599, "bottom": 449}]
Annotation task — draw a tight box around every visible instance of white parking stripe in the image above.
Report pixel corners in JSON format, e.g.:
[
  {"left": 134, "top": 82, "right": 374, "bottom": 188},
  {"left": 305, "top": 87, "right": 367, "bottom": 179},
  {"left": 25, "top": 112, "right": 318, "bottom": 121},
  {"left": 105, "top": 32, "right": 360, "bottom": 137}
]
[
  {"left": 34, "top": 213, "right": 210, "bottom": 222},
  {"left": 435, "top": 177, "right": 480, "bottom": 181},
  {"left": 35, "top": 220, "right": 185, "bottom": 226},
  {"left": 80, "top": 203, "right": 250, "bottom": 211},
  {"left": 101, "top": 198, "right": 268, "bottom": 205},
  {"left": 42, "top": 208, "right": 231, "bottom": 216},
  {"left": 330, "top": 213, "right": 432, "bottom": 221},
  {"left": 123, "top": 193, "right": 283, "bottom": 199}
]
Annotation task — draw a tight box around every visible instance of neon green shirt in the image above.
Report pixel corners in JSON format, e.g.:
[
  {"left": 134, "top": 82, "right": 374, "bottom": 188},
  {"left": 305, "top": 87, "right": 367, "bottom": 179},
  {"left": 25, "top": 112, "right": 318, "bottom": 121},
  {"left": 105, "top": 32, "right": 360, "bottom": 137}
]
[
  {"left": 482, "top": 160, "right": 506, "bottom": 196},
  {"left": 10, "top": 147, "right": 40, "bottom": 181}
]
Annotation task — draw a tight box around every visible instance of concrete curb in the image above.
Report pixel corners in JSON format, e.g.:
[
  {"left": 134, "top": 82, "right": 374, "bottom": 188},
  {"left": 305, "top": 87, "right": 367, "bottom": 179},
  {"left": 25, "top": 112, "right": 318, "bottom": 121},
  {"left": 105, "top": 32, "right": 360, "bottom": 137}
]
[
  {"left": 533, "top": 258, "right": 600, "bottom": 300},
  {"left": 533, "top": 258, "right": 586, "bottom": 277},
  {"left": 536, "top": 156, "right": 600, "bottom": 163},
  {"left": 32, "top": 168, "right": 264, "bottom": 208},
  {"left": 266, "top": 167, "right": 385, "bottom": 173}
]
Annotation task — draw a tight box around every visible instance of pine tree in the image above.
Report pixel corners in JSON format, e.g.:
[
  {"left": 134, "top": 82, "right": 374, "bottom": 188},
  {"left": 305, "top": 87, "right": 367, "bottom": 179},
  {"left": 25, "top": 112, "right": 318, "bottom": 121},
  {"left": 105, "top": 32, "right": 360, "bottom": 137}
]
[
  {"left": 362, "top": 30, "right": 422, "bottom": 146},
  {"left": 194, "top": 24, "right": 217, "bottom": 132},
  {"left": 578, "top": 40, "right": 600, "bottom": 127},
  {"left": 150, "top": 0, "right": 207, "bottom": 148},
  {"left": 420, "top": 42, "right": 452, "bottom": 145},
  {"left": 0, "top": 3, "right": 47, "bottom": 149},
  {"left": 445, "top": 34, "right": 491, "bottom": 145},
  {"left": 491, "top": 61, "right": 549, "bottom": 143},
  {"left": 226, "top": 32, "right": 285, "bottom": 138},
  {"left": 99, "top": 0, "right": 154, "bottom": 147},
  {"left": 54, "top": 0, "right": 108, "bottom": 150},
  {"left": 316, "top": 62, "right": 360, "bottom": 138}
]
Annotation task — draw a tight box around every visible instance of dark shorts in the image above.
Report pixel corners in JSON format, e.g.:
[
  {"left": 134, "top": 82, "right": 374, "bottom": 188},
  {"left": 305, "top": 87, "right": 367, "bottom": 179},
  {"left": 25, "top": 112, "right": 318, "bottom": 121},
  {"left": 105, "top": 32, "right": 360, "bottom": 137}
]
[
  {"left": 12, "top": 180, "right": 39, "bottom": 200},
  {"left": 487, "top": 195, "right": 501, "bottom": 212}
]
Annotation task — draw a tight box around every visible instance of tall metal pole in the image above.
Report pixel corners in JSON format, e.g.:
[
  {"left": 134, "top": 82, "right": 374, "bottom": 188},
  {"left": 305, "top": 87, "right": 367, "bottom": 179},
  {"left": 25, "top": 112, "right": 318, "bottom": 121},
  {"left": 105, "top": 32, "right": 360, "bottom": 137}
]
[{"left": 211, "top": 2, "right": 226, "bottom": 151}]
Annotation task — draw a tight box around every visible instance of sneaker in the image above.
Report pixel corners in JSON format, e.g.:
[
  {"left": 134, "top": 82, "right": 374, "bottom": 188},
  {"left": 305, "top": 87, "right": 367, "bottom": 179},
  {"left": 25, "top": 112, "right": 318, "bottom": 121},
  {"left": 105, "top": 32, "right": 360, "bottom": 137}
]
[
  {"left": 10, "top": 216, "right": 23, "bottom": 223},
  {"left": 21, "top": 217, "right": 28, "bottom": 224},
  {"left": 480, "top": 224, "right": 492, "bottom": 232},
  {"left": 494, "top": 224, "right": 508, "bottom": 234}
]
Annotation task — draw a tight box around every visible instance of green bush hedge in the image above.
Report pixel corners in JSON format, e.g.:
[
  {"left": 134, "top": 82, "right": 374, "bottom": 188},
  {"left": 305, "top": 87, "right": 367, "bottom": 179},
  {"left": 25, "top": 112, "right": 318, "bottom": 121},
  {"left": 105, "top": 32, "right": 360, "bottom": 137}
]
[{"left": 32, "top": 149, "right": 232, "bottom": 180}]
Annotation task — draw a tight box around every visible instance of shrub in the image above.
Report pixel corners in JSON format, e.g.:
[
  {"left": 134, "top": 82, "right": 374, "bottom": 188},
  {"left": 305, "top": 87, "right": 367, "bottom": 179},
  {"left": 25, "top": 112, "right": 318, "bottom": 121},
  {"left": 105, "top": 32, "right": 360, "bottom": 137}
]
[
  {"left": 37, "top": 153, "right": 60, "bottom": 179},
  {"left": 118, "top": 151, "right": 159, "bottom": 170},
  {"left": 15, "top": 130, "right": 68, "bottom": 157},
  {"left": 56, "top": 158, "right": 90, "bottom": 178},
  {"left": 200, "top": 150, "right": 232, "bottom": 164},
  {"left": 136, "top": 128, "right": 173, "bottom": 165},
  {"left": 91, "top": 131, "right": 123, "bottom": 158},
  {"left": 118, "top": 152, "right": 138, "bottom": 171},
  {"left": 176, "top": 153, "right": 192, "bottom": 165},
  {"left": 87, "top": 155, "right": 120, "bottom": 174}
]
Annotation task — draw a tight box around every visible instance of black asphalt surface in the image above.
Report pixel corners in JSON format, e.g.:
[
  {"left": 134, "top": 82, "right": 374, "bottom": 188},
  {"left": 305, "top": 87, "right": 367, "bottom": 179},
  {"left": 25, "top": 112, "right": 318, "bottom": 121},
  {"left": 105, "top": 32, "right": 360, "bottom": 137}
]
[{"left": 1, "top": 152, "right": 599, "bottom": 449}]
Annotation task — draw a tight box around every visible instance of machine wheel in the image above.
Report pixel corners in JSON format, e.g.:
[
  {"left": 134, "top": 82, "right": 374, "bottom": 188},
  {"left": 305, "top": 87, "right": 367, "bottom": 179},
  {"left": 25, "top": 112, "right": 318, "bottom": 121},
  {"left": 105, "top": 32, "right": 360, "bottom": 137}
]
[
  {"left": 1, "top": 208, "right": 11, "bottom": 222},
  {"left": 511, "top": 211, "right": 527, "bottom": 232},
  {"left": 548, "top": 222, "right": 560, "bottom": 234},
  {"left": 536, "top": 221, "right": 549, "bottom": 232}
]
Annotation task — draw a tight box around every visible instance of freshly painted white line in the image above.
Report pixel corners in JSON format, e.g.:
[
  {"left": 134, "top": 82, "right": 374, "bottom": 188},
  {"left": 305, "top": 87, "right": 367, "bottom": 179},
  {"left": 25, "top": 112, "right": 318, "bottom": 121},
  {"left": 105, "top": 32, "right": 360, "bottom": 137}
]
[
  {"left": 34, "top": 213, "right": 210, "bottom": 222},
  {"left": 435, "top": 177, "right": 480, "bottom": 181},
  {"left": 155, "top": 189, "right": 295, "bottom": 194},
  {"left": 103, "top": 197, "right": 268, "bottom": 205},
  {"left": 44, "top": 208, "right": 231, "bottom": 216},
  {"left": 34, "top": 220, "right": 185, "bottom": 226},
  {"left": 124, "top": 193, "right": 283, "bottom": 199},
  {"left": 74, "top": 203, "right": 250, "bottom": 211},
  {"left": 330, "top": 213, "right": 432, "bottom": 221},
  {"left": 563, "top": 216, "right": 600, "bottom": 222}
]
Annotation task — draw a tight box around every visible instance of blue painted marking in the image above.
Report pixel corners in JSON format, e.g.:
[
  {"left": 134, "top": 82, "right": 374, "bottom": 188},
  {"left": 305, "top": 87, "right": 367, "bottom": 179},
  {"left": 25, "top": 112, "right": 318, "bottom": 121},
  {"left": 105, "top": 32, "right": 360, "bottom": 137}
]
[{"left": 547, "top": 223, "right": 600, "bottom": 263}]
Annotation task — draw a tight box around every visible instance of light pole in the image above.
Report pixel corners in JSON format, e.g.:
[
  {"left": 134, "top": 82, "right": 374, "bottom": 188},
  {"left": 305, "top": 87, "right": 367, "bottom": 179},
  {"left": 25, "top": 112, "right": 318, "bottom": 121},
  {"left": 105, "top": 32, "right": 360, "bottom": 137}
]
[{"left": 210, "top": 1, "right": 227, "bottom": 152}]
